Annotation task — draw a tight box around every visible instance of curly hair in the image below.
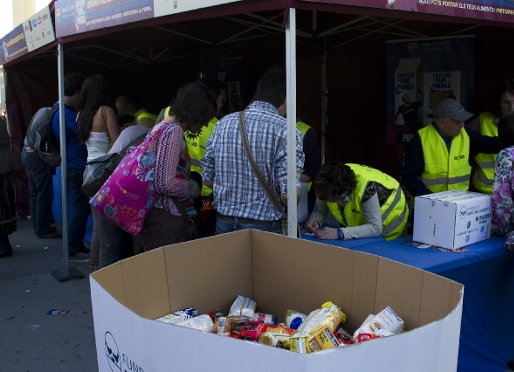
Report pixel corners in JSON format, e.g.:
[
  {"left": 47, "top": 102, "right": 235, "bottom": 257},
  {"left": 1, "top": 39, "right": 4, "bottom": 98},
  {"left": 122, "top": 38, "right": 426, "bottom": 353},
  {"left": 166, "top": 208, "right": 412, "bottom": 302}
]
[
  {"left": 75, "top": 75, "right": 109, "bottom": 143},
  {"left": 313, "top": 162, "right": 357, "bottom": 202}
]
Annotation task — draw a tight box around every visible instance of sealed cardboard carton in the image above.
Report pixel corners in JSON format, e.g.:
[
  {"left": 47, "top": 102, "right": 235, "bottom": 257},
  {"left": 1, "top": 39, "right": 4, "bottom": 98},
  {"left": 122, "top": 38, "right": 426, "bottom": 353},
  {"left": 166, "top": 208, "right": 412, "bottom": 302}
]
[
  {"left": 413, "top": 190, "right": 491, "bottom": 250},
  {"left": 91, "top": 230, "right": 463, "bottom": 372}
]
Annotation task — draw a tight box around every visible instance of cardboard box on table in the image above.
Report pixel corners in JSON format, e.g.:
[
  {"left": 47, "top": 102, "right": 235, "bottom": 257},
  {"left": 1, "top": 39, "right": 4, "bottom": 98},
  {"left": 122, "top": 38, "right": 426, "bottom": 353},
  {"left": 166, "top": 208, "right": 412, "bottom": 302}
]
[
  {"left": 413, "top": 190, "right": 492, "bottom": 250},
  {"left": 91, "top": 230, "right": 463, "bottom": 372}
]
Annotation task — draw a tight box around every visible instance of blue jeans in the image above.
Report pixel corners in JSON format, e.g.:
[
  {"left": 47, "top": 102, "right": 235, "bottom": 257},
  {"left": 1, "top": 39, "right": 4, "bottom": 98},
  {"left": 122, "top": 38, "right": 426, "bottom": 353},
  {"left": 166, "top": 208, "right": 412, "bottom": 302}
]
[
  {"left": 21, "top": 148, "right": 54, "bottom": 235},
  {"left": 67, "top": 167, "right": 91, "bottom": 255},
  {"left": 215, "top": 216, "right": 281, "bottom": 235}
]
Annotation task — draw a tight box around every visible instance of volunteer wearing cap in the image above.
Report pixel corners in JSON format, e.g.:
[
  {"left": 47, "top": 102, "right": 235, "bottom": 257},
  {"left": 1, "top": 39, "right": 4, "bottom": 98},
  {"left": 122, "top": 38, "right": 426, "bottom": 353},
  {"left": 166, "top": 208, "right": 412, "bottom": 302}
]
[{"left": 403, "top": 98, "right": 501, "bottom": 197}]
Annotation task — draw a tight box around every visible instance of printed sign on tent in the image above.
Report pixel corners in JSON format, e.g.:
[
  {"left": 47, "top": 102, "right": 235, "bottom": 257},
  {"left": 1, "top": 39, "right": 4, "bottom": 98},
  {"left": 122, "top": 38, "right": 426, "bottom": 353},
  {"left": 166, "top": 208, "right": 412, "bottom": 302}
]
[
  {"left": 54, "top": 0, "right": 155, "bottom": 38},
  {"left": 0, "top": 25, "right": 28, "bottom": 66},
  {"left": 154, "top": 0, "right": 243, "bottom": 18},
  {"left": 301, "top": 0, "right": 514, "bottom": 22},
  {"left": 24, "top": 6, "right": 55, "bottom": 53},
  {"left": 385, "top": 36, "right": 475, "bottom": 182}
]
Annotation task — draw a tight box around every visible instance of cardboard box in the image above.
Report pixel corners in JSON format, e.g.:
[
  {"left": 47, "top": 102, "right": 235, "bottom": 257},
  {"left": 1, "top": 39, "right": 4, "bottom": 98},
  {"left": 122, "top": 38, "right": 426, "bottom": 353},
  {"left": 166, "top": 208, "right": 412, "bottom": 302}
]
[
  {"left": 91, "top": 230, "right": 463, "bottom": 372},
  {"left": 413, "top": 190, "right": 491, "bottom": 250}
]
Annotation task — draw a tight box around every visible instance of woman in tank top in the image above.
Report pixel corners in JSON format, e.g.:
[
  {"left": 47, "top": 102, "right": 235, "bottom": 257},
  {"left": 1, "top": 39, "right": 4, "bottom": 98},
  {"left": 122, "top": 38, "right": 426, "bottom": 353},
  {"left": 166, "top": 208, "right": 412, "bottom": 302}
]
[{"left": 76, "top": 75, "right": 120, "bottom": 271}]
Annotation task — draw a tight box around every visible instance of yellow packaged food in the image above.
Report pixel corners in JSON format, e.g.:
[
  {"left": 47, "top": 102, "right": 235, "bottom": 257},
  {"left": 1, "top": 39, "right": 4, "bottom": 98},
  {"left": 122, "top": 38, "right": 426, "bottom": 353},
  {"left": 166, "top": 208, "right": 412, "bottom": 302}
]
[
  {"left": 284, "top": 336, "right": 311, "bottom": 354},
  {"left": 308, "top": 325, "right": 340, "bottom": 352},
  {"left": 321, "top": 301, "right": 347, "bottom": 324},
  {"left": 295, "top": 305, "right": 342, "bottom": 338}
]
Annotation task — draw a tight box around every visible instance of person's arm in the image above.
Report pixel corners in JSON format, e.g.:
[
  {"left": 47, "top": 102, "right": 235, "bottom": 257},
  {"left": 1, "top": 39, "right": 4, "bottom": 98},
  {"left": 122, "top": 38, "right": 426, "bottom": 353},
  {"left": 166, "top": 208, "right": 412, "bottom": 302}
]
[
  {"left": 300, "top": 128, "right": 321, "bottom": 183},
  {"left": 340, "top": 193, "right": 382, "bottom": 239},
  {"left": 402, "top": 133, "right": 432, "bottom": 197},
  {"left": 154, "top": 125, "right": 190, "bottom": 198},
  {"left": 105, "top": 106, "right": 120, "bottom": 144},
  {"left": 306, "top": 197, "right": 329, "bottom": 231},
  {"left": 467, "top": 128, "right": 501, "bottom": 154}
]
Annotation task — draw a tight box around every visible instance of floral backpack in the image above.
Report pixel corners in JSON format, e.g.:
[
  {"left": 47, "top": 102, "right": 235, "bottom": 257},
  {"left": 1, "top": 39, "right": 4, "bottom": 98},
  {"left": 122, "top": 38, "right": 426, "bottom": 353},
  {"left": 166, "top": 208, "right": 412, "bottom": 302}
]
[{"left": 90, "top": 125, "right": 167, "bottom": 234}]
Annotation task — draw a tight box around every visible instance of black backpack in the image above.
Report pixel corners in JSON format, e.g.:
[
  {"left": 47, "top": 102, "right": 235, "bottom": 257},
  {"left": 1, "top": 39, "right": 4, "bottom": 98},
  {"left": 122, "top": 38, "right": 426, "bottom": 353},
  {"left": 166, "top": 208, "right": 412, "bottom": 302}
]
[{"left": 31, "top": 106, "right": 61, "bottom": 167}]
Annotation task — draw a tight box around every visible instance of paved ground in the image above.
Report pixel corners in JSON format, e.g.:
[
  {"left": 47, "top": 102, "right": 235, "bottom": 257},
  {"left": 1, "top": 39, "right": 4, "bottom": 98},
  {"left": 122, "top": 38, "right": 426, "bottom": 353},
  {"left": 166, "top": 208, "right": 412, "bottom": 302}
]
[{"left": 0, "top": 219, "right": 98, "bottom": 372}]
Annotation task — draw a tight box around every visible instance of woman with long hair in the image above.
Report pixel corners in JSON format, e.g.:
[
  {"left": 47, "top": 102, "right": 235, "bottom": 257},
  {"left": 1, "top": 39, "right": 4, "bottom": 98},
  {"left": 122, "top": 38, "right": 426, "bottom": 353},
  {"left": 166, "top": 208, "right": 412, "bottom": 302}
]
[
  {"left": 76, "top": 75, "right": 120, "bottom": 271},
  {"left": 136, "top": 81, "right": 217, "bottom": 251}
]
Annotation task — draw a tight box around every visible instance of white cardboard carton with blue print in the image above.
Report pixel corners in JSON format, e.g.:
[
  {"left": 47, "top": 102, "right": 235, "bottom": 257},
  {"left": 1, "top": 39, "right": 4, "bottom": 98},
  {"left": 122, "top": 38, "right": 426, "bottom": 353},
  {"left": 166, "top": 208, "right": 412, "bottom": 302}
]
[{"left": 90, "top": 229, "right": 463, "bottom": 372}]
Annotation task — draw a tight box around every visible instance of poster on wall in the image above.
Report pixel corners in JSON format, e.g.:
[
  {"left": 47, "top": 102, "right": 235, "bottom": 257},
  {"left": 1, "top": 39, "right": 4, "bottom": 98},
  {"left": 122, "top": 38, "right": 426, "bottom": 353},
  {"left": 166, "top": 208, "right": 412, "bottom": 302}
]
[
  {"left": 55, "top": 0, "right": 154, "bottom": 38},
  {"left": 386, "top": 36, "right": 475, "bottom": 184},
  {"left": 301, "top": 0, "right": 514, "bottom": 22}
]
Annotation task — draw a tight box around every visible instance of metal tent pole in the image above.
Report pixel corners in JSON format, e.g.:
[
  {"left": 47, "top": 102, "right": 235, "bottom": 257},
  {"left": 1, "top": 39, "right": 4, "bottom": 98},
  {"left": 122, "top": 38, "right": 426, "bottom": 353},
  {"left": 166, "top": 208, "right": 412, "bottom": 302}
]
[
  {"left": 285, "top": 8, "right": 298, "bottom": 238},
  {"left": 51, "top": 43, "right": 84, "bottom": 282}
]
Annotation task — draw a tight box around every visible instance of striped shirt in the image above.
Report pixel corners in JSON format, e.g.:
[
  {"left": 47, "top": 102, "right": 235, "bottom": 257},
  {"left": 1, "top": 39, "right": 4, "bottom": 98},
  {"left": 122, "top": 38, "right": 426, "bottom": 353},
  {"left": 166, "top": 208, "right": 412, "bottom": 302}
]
[
  {"left": 149, "top": 121, "right": 193, "bottom": 216},
  {"left": 202, "top": 101, "right": 305, "bottom": 221}
]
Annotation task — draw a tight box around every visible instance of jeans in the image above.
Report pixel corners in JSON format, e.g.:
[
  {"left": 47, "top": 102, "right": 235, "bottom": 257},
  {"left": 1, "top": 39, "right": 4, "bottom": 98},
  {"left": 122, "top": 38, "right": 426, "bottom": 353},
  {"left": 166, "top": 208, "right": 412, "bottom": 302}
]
[
  {"left": 99, "top": 215, "right": 124, "bottom": 269},
  {"left": 67, "top": 167, "right": 91, "bottom": 255},
  {"left": 215, "top": 216, "right": 281, "bottom": 235},
  {"left": 21, "top": 148, "right": 54, "bottom": 235}
]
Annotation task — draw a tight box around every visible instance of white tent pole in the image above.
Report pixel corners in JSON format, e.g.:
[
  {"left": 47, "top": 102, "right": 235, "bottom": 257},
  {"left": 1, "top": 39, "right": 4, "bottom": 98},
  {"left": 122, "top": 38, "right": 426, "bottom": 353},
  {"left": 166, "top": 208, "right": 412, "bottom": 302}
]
[
  {"left": 51, "top": 44, "right": 84, "bottom": 282},
  {"left": 321, "top": 38, "right": 327, "bottom": 165},
  {"left": 285, "top": 8, "right": 297, "bottom": 238},
  {"left": 58, "top": 43, "right": 70, "bottom": 272}
]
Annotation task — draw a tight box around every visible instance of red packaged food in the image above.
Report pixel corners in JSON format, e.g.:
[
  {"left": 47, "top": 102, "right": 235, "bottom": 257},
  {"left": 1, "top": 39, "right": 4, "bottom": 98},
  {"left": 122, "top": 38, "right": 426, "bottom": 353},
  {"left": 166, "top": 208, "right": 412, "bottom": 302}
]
[{"left": 240, "top": 321, "right": 295, "bottom": 341}]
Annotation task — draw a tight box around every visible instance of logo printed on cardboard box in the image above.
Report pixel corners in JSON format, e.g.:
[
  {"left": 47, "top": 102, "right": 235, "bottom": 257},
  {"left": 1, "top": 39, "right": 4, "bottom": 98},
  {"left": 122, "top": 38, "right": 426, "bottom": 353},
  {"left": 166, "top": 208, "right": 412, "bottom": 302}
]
[{"left": 105, "top": 332, "right": 145, "bottom": 372}]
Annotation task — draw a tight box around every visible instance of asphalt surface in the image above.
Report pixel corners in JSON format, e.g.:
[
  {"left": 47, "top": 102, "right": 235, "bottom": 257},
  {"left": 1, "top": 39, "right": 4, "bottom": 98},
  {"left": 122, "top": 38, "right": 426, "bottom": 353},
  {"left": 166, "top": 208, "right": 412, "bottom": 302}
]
[{"left": 0, "top": 218, "right": 98, "bottom": 372}]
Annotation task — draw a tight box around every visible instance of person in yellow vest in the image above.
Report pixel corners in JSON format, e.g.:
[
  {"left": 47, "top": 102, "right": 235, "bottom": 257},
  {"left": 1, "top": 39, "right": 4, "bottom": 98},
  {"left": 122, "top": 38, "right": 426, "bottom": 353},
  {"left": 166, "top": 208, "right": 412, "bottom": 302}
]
[
  {"left": 114, "top": 95, "right": 157, "bottom": 128},
  {"left": 305, "top": 162, "right": 409, "bottom": 240},
  {"left": 403, "top": 98, "right": 501, "bottom": 197},
  {"left": 296, "top": 119, "right": 321, "bottom": 190},
  {"left": 467, "top": 79, "right": 514, "bottom": 194}
]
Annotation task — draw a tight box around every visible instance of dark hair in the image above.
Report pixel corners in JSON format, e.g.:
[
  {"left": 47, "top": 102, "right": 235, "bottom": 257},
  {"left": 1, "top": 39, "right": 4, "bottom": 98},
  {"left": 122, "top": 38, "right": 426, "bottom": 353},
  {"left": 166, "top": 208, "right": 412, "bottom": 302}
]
[
  {"left": 76, "top": 75, "right": 109, "bottom": 143},
  {"left": 172, "top": 82, "right": 217, "bottom": 129},
  {"left": 313, "top": 162, "right": 357, "bottom": 201},
  {"left": 254, "top": 67, "right": 286, "bottom": 108},
  {"left": 64, "top": 73, "right": 84, "bottom": 97},
  {"left": 489, "top": 79, "right": 514, "bottom": 117},
  {"left": 498, "top": 113, "right": 514, "bottom": 149},
  {"left": 197, "top": 78, "right": 225, "bottom": 97}
]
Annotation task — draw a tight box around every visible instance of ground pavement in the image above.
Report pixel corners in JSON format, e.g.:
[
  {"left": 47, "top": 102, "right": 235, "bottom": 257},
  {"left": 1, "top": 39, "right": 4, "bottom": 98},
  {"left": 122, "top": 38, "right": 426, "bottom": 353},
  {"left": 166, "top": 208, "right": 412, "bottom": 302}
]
[{"left": 0, "top": 218, "right": 98, "bottom": 372}]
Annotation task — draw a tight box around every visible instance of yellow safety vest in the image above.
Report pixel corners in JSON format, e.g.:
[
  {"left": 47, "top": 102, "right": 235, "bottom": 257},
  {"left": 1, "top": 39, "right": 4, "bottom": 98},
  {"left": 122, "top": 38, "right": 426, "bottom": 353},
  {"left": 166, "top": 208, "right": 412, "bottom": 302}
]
[
  {"left": 419, "top": 124, "right": 471, "bottom": 193},
  {"left": 326, "top": 164, "right": 409, "bottom": 240},
  {"left": 296, "top": 121, "right": 313, "bottom": 191},
  {"left": 471, "top": 112, "right": 497, "bottom": 194},
  {"left": 134, "top": 108, "right": 157, "bottom": 128},
  {"left": 185, "top": 117, "right": 218, "bottom": 197}
]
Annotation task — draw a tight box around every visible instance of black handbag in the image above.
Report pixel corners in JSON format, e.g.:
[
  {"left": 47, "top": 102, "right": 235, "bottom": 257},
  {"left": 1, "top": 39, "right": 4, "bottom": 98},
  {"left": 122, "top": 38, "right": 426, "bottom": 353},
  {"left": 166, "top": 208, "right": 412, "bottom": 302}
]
[{"left": 81, "top": 133, "right": 147, "bottom": 197}]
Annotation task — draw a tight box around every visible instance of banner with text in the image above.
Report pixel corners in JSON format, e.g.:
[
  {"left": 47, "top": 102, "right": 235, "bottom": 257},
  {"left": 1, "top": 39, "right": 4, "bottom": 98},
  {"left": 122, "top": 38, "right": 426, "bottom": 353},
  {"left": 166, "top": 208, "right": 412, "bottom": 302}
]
[
  {"left": 0, "top": 6, "right": 55, "bottom": 66},
  {"left": 302, "top": 0, "right": 514, "bottom": 22},
  {"left": 55, "top": 0, "right": 243, "bottom": 38},
  {"left": 385, "top": 36, "right": 475, "bottom": 185},
  {"left": 55, "top": 0, "right": 155, "bottom": 38}
]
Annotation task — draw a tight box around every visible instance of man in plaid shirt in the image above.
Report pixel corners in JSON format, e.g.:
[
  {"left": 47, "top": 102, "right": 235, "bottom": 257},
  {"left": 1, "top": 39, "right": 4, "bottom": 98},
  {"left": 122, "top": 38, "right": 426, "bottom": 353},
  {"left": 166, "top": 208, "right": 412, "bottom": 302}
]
[{"left": 202, "top": 67, "right": 305, "bottom": 234}]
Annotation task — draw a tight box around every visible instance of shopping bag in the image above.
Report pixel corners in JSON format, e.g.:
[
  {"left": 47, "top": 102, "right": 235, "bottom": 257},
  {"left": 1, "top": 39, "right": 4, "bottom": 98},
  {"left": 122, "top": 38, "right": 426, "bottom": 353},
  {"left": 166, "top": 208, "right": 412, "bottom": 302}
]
[{"left": 90, "top": 125, "right": 166, "bottom": 234}]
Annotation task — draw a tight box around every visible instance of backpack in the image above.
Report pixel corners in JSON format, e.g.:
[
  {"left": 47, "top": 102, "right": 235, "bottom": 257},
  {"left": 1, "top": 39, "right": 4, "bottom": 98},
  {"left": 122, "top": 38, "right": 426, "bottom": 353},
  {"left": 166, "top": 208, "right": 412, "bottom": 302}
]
[{"left": 31, "top": 106, "right": 60, "bottom": 167}]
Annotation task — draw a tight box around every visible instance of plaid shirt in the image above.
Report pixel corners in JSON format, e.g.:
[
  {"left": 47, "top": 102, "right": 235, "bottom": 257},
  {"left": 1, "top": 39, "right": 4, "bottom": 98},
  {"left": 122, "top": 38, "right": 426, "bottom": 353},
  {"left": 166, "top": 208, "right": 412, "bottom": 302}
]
[{"left": 202, "top": 101, "right": 305, "bottom": 221}]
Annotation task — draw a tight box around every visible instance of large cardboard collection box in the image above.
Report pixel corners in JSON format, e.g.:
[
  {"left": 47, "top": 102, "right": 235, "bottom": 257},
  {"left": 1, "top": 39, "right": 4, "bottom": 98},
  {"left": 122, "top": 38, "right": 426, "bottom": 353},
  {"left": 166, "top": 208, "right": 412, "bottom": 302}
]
[
  {"left": 91, "top": 230, "right": 463, "bottom": 372},
  {"left": 413, "top": 190, "right": 492, "bottom": 250}
]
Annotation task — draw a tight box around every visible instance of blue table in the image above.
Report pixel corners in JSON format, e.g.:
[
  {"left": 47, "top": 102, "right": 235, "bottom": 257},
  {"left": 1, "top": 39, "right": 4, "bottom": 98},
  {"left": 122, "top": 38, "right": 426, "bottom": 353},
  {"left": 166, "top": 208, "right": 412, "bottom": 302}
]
[{"left": 303, "top": 233, "right": 514, "bottom": 372}]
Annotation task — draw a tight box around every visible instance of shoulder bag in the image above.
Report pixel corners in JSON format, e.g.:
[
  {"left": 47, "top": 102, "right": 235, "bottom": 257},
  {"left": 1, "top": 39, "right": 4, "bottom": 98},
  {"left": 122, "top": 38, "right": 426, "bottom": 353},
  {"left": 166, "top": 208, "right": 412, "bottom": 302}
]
[
  {"left": 90, "top": 125, "right": 166, "bottom": 235},
  {"left": 81, "top": 133, "right": 147, "bottom": 197},
  {"left": 237, "top": 111, "right": 300, "bottom": 238}
]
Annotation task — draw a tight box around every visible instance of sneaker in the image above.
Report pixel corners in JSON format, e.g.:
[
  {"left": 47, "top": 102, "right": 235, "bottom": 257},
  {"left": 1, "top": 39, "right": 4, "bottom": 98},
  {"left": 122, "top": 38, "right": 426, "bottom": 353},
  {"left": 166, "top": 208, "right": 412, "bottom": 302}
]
[
  {"left": 507, "top": 360, "right": 514, "bottom": 371},
  {"left": 69, "top": 251, "right": 90, "bottom": 262},
  {"left": 37, "top": 229, "right": 62, "bottom": 238}
]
